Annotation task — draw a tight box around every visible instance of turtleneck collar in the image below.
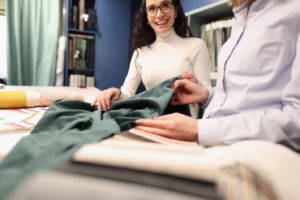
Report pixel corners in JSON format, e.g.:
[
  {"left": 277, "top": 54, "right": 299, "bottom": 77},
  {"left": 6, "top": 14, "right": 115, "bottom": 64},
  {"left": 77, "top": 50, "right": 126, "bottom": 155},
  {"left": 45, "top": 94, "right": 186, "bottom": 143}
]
[{"left": 155, "top": 28, "right": 177, "bottom": 42}]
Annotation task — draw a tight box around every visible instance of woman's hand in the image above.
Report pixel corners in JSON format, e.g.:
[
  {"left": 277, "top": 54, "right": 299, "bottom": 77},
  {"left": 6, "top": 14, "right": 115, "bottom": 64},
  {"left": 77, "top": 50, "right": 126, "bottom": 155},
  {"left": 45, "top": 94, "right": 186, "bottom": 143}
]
[
  {"left": 135, "top": 113, "right": 198, "bottom": 141},
  {"left": 171, "top": 79, "right": 209, "bottom": 105},
  {"left": 91, "top": 87, "right": 121, "bottom": 110},
  {"left": 180, "top": 71, "right": 198, "bottom": 84}
]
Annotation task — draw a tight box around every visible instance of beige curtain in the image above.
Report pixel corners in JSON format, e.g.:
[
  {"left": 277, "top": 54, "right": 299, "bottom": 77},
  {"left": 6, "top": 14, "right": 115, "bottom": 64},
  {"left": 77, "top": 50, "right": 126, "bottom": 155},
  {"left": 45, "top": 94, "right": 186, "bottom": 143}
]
[{"left": 0, "top": 0, "right": 4, "bottom": 15}]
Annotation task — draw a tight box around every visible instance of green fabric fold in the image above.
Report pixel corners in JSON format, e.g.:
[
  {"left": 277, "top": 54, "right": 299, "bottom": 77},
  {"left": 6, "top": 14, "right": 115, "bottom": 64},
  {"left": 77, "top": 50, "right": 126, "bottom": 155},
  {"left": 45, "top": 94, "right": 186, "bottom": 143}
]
[{"left": 0, "top": 76, "right": 179, "bottom": 199}]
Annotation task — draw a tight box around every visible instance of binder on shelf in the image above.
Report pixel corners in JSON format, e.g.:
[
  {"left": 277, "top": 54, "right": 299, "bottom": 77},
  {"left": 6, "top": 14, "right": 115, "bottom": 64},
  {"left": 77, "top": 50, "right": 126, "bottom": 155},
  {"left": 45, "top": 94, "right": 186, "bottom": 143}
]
[
  {"left": 78, "top": 0, "right": 85, "bottom": 30},
  {"left": 71, "top": 6, "right": 78, "bottom": 29},
  {"left": 86, "top": 76, "right": 95, "bottom": 87},
  {"left": 68, "top": 33, "right": 95, "bottom": 70},
  {"left": 69, "top": 74, "right": 83, "bottom": 87},
  {"left": 69, "top": 74, "right": 95, "bottom": 88}
]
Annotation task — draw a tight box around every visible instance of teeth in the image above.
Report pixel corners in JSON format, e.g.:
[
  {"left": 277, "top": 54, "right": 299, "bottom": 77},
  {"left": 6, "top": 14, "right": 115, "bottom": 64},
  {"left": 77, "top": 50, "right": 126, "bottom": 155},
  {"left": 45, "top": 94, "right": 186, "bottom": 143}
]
[{"left": 156, "top": 20, "right": 167, "bottom": 25}]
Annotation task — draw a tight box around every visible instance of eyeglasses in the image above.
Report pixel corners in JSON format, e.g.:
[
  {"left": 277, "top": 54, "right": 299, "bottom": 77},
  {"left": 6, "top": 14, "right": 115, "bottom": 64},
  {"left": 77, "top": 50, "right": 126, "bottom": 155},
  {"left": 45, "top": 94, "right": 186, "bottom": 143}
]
[{"left": 146, "top": 1, "right": 174, "bottom": 17}]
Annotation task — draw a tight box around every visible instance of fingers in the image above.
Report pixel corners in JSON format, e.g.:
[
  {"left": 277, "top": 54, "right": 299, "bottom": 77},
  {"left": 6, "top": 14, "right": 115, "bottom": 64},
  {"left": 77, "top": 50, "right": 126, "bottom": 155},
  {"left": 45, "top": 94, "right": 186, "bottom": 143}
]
[
  {"left": 135, "top": 118, "right": 165, "bottom": 128},
  {"left": 93, "top": 90, "right": 114, "bottom": 110},
  {"left": 91, "top": 97, "right": 97, "bottom": 107},
  {"left": 104, "top": 92, "right": 112, "bottom": 110},
  {"left": 173, "top": 79, "right": 190, "bottom": 89},
  {"left": 135, "top": 115, "right": 176, "bottom": 138},
  {"left": 180, "top": 71, "right": 198, "bottom": 84},
  {"left": 136, "top": 114, "right": 174, "bottom": 124},
  {"left": 100, "top": 94, "right": 109, "bottom": 110},
  {"left": 153, "top": 113, "right": 177, "bottom": 120},
  {"left": 135, "top": 117, "right": 172, "bottom": 138},
  {"left": 171, "top": 95, "right": 181, "bottom": 105},
  {"left": 135, "top": 125, "right": 170, "bottom": 138}
]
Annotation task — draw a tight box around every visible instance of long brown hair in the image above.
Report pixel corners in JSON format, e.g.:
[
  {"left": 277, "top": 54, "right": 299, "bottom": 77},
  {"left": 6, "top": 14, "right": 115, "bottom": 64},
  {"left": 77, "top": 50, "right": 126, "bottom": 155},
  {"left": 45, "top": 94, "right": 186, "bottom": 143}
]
[
  {"left": 229, "top": 0, "right": 256, "bottom": 7},
  {"left": 131, "top": 0, "right": 193, "bottom": 51}
]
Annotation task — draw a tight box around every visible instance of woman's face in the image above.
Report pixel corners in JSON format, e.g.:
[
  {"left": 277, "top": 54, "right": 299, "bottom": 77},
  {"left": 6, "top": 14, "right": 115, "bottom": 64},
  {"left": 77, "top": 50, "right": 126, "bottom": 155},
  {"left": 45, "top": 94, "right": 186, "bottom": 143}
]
[{"left": 145, "top": 0, "right": 178, "bottom": 34}]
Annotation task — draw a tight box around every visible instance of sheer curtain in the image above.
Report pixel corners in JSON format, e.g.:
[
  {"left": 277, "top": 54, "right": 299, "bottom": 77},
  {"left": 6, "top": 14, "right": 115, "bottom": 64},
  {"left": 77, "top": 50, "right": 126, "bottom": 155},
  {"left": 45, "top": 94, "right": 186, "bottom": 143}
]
[
  {"left": 0, "top": 16, "right": 6, "bottom": 82},
  {"left": 0, "top": 0, "right": 6, "bottom": 82},
  {"left": 6, "top": 0, "right": 60, "bottom": 85}
]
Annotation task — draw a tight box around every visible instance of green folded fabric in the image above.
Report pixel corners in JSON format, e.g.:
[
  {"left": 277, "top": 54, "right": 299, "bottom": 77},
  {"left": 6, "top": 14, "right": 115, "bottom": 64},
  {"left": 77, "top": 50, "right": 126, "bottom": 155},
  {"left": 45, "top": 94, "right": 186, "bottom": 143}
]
[{"left": 0, "top": 76, "right": 179, "bottom": 199}]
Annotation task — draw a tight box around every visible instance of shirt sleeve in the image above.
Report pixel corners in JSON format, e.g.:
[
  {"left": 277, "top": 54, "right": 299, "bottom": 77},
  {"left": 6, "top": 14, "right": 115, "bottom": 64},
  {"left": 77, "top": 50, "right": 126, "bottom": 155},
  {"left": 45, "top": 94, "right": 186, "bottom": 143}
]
[
  {"left": 204, "top": 87, "right": 215, "bottom": 106},
  {"left": 119, "top": 50, "right": 142, "bottom": 99},
  {"left": 198, "top": 32, "right": 300, "bottom": 151}
]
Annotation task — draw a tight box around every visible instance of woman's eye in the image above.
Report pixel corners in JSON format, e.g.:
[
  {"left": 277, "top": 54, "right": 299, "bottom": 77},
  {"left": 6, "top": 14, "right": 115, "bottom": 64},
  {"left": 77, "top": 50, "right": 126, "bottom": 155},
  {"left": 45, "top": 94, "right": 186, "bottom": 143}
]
[
  {"left": 148, "top": 6, "right": 156, "bottom": 12},
  {"left": 161, "top": 2, "right": 170, "bottom": 9}
]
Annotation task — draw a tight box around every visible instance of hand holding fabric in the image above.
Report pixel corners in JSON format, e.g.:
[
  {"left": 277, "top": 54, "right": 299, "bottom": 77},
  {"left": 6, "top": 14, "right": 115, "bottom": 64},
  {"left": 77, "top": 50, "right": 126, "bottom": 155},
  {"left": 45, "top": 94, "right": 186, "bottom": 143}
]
[
  {"left": 135, "top": 113, "right": 198, "bottom": 141},
  {"left": 171, "top": 79, "right": 209, "bottom": 105},
  {"left": 92, "top": 87, "right": 121, "bottom": 110}
]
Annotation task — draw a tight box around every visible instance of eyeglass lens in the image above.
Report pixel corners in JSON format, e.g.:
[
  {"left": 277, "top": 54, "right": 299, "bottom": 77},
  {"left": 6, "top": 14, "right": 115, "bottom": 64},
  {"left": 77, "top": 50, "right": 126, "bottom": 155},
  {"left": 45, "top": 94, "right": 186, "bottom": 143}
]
[{"left": 147, "top": 1, "right": 173, "bottom": 16}]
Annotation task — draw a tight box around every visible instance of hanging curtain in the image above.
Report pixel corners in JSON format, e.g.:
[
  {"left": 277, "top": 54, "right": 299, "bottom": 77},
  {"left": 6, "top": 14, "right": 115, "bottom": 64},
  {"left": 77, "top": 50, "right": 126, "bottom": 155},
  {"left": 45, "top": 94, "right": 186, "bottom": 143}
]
[{"left": 6, "top": 0, "right": 60, "bottom": 85}]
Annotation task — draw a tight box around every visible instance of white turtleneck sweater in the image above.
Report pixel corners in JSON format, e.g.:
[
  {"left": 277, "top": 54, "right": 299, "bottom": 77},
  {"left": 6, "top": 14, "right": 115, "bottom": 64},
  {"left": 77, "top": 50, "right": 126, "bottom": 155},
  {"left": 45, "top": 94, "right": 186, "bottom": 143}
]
[{"left": 120, "top": 29, "right": 211, "bottom": 99}]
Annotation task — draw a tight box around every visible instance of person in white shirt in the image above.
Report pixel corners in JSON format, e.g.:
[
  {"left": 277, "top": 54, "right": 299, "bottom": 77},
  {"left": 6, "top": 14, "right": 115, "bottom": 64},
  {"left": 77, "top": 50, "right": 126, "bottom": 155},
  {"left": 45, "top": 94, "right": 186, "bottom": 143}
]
[
  {"left": 93, "top": 0, "right": 211, "bottom": 114},
  {"left": 136, "top": 0, "right": 300, "bottom": 151}
]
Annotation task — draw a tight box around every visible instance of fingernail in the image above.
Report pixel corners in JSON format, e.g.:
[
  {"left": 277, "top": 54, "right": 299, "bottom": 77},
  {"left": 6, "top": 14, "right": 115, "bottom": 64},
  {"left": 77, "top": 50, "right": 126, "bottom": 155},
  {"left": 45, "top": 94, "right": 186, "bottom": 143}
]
[{"left": 170, "top": 84, "right": 175, "bottom": 89}]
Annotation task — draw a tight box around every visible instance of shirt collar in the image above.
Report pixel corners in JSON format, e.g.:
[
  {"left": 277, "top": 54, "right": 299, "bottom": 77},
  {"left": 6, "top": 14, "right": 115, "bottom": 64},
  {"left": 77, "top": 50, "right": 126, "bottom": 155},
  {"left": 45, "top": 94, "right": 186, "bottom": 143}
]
[
  {"left": 233, "top": 0, "right": 265, "bottom": 16},
  {"left": 155, "top": 28, "right": 176, "bottom": 42}
]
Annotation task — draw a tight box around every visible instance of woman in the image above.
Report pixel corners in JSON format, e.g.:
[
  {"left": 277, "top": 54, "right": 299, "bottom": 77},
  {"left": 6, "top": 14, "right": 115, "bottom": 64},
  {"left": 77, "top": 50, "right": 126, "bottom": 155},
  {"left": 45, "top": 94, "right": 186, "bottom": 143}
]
[
  {"left": 93, "top": 0, "right": 211, "bottom": 115},
  {"left": 135, "top": 0, "right": 300, "bottom": 151}
]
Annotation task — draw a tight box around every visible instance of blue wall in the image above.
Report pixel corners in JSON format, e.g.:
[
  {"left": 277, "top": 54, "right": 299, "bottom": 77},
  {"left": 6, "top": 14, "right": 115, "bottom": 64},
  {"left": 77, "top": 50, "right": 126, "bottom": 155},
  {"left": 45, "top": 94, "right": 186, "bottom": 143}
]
[
  {"left": 181, "top": 0, "right": 221, "bottom": 12},
  {"left": 94, "top": 0, "right": 132, "bottom": 89}
]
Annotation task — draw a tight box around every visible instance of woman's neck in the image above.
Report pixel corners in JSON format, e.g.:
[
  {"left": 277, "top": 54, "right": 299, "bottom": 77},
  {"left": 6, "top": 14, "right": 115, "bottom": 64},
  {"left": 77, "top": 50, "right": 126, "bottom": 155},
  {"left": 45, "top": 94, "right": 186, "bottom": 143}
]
[{"left": 155, "top": 28, "right": 176, "bottom": 42}]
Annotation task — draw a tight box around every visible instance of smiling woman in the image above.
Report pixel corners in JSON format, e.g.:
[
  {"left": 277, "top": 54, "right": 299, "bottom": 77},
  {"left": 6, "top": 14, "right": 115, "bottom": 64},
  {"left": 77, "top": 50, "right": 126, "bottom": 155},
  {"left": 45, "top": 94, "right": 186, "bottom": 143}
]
[{"left": 93, "top": 0, "right": 211, "bottom": 119}]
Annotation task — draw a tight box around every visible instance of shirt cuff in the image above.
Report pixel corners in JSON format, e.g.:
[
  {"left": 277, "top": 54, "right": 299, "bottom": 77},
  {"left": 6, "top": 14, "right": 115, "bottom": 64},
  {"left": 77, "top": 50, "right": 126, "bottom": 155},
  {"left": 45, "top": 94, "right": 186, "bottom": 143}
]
[
  {"left": 202, "top": 87, "right": 215, "bottom": 107},
  {"left": 197, "top": 118, "right": 222, "bottom": 146}
]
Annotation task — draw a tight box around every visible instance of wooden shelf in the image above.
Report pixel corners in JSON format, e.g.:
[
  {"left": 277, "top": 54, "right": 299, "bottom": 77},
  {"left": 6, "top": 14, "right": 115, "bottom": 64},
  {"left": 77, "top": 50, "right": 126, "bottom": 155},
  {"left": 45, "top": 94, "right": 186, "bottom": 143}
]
[{"left": 68, "top": 28, "right": 97, "bottom": 35}]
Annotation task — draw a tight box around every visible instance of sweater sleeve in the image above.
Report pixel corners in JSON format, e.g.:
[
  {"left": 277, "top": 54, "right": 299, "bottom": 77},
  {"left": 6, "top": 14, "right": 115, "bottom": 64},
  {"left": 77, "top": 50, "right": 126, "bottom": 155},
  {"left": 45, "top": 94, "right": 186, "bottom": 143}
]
[
  {"left": 120, "top": 50, "right": 142, "bottom": 99},
  {"left": 192, "top": 39, "right": 211, "bottom": 88}
]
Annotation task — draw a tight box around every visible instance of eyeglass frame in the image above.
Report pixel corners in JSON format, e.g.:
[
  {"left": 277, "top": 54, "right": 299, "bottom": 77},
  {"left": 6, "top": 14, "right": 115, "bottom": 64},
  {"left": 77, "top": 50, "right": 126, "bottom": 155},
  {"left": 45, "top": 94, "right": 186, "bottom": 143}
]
[{"left": 146, "top": 1, "right": 174, "bottom": 17}]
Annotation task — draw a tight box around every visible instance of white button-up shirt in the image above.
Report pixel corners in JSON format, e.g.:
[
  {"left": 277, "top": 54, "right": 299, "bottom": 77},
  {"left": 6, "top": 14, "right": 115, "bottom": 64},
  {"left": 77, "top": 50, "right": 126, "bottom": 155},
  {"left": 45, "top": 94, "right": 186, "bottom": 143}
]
[{"left": 198, "top": 0, "right": 300, "bottom": 151}]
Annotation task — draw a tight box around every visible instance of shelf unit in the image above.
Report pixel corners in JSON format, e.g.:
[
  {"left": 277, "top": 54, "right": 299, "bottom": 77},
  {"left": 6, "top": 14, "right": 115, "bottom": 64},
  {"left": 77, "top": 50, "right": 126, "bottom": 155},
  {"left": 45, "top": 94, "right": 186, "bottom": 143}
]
[
  {"left": 184, "top": 0, "right": 234, "bottom": 86},
  {"left": 64, "top": 0, "right": 97, "bottom": 87},
  {"left": 185, "top": 0, "right": 233, "bottom": 37}
]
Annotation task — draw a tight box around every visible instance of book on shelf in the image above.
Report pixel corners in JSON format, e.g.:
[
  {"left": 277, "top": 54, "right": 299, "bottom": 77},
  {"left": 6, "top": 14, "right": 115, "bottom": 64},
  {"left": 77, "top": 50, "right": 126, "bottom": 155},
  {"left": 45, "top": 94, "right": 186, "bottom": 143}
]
[
  {"left": 68, "top": 33, "right": 95, "bottom": 70},
  {"left": 71, "top": 5, "right": 78, "bottom": 29},
  {"left": 69, "top": 0, "right": 97, "bottom": 31},
  {"left": 86, "top": 76, "right": 95, "bottom": 87},
  {"left": 69, "top": 74, "right": 95, "bottom": 87},
  {"left": 78, "top": 0, "right": 85, "bottom": 30},
  {"left": 69, "top": 0, "right": 82, "bottom": 30}
]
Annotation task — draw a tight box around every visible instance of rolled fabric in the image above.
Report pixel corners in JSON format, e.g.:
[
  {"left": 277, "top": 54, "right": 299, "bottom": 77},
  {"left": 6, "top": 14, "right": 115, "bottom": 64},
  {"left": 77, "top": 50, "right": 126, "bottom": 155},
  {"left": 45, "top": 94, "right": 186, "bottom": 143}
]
[
  {"left": 0, "top": 90, "right": 84, "bottom": 108},
  {"left": 0, "top": 91, "right": 28, "bottom": 108}
]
